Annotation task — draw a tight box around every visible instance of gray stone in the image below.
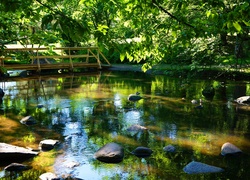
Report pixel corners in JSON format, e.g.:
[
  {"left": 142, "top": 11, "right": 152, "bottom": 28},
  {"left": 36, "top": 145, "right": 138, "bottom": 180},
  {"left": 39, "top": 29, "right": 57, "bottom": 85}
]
[
  {"left": 183, "top": 161, "right": 224, "bottom": 174},
  {"left": 20, "top": 116, "right": 36, "bottom": 125},
  {"left": 131, "top": 146, "right": 153, "bottom": 158},
  {"left": 94, "top": 142, "right": 124, "bottom": 163},
  {"left": 4, "top": 163, "right": 29, "bottom": 171},
  {"left": 127, "top": 124, "right": 147, "bottom": 132},
  {"left": 163, "top": 145, "right": 176, "bottom": 153},
  {"left": 39, "top": 139, "right": 60, "bottom": 151},
  {"left": 221, "top": 142, "right": 242, "bottom": 156},
  {"left": 128, "top": 92, "right": 142, "bottom": 102},
  {"left": 0, "top": 143, "right": 38, "bottom": 161},
  {"left": 235, "top": 96, "right": 250, "bottom": 105},
  {"left": 39, "top": 172, "right": 60, "bottom": 180}
]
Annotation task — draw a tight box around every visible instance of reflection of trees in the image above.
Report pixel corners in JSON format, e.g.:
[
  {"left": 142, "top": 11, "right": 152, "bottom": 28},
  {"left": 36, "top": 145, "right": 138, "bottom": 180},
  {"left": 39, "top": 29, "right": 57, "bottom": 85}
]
[{"left": 1, "top": 72, "right": 250, "bottom": 179}]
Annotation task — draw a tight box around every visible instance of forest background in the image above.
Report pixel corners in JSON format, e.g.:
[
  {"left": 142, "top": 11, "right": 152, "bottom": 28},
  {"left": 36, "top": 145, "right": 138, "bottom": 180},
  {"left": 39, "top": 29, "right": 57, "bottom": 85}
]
[{"left": 0, "top": 0, "right": 249, "bottom": 73}]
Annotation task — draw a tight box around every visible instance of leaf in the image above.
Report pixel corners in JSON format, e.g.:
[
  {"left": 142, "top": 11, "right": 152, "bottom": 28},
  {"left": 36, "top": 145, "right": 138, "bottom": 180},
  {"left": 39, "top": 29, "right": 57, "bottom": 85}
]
[
  {"left": 206, "top": 11, "right": 211, "bottom": 18},
  {"left": 233, "top": 22, "right": 242, "bottom": 32},
  {"left": 243, "top": 20, "right": 250, "bottom": 26},
  {"left": 120, "top": 53, "right": 125, "bottom": 61}
]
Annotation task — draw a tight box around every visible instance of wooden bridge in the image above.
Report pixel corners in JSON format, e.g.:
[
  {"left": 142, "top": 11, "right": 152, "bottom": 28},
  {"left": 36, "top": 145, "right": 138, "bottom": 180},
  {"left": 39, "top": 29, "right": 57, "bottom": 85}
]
[{"left": 0, "top": 46, "right": 111, "bottom": 72}]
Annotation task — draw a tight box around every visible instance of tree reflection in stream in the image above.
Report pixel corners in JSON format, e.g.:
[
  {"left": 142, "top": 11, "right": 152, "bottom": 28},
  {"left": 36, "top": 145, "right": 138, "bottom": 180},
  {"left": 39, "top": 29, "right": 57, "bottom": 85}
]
[{"left": 0, "top": 71, "right": 250, "bottom": 179}]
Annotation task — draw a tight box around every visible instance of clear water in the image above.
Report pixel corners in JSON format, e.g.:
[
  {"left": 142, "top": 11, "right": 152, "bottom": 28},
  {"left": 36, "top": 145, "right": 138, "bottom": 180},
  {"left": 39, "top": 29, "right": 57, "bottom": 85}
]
[{"left": 0, "top": 71, "right": 250, "bottom": 180}]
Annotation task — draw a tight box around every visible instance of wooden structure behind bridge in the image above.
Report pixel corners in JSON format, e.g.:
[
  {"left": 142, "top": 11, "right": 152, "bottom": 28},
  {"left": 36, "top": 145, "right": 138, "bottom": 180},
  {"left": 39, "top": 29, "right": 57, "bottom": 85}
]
[{"left": 0, "top": 46, "right": 111, "bottom": 72}]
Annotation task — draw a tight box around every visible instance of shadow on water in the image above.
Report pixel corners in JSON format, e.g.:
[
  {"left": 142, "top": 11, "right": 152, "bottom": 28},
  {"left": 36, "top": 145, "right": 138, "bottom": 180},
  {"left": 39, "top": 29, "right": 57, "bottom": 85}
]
[{"left": 0, "top": 71, "right": 250, "bottom": 179}]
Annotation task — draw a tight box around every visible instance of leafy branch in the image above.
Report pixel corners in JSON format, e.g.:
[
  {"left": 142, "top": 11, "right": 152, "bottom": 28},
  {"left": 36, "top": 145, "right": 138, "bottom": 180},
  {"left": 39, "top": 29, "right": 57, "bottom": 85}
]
[{"left": 152, "top": 0, "right": 195, "bottom": 29}]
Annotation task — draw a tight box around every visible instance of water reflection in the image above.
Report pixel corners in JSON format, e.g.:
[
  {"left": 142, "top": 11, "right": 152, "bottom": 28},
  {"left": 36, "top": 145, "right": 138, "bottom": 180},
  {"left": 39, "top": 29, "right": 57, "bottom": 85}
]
[{"left": 0, "top": 71, "right": 250, "bottom": 179}]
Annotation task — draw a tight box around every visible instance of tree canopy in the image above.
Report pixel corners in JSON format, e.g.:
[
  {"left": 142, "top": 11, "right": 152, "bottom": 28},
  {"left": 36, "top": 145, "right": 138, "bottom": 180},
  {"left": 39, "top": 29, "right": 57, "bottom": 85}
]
[{"left": 0, "top": 0, "right": 250, "bottom": 69}]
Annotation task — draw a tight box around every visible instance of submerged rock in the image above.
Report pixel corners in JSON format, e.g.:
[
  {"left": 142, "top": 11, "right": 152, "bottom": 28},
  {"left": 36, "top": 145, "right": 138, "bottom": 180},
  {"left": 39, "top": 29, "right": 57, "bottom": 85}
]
[
  {"left": 183, "top": 161, "right": 224, "bottom": 174},
  {"left": 221, "top": 142, "right": 242, "bottom": 156},
  {"left": 20, "top": 116, "right": 36, "bottom": 125},
  {"left": 128, "top": 92, "right": 142, "bottom": 102},
  {"left": 94, "top": 142, "right": 124, "bottom": 163},
  {"left": 39, "top": 139, "right": 60, "bottom": 151},
  {"left": 127, "top": 124, "right": 147, "bottom": 132},
  {"left": 131, "top": 146, "right": 153, "bottom": 158},
  {"left": 163, "top": 145, "right": 176, "bottom": 153},
  {"left": 37, "top": 104, "right": 44, "bottom": 108}
]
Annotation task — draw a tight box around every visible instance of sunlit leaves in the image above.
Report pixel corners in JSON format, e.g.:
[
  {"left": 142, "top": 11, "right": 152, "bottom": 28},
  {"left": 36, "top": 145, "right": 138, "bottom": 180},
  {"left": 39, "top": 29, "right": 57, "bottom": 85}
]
[
  {"left": 233, "top": 22, "right": 242, "bottom": 32},
  {"left": 1, "top": 0, "right": 250, "bottom": 68},
  {"left": 97, "top": 25, "right": 109, "bottom": 35}
]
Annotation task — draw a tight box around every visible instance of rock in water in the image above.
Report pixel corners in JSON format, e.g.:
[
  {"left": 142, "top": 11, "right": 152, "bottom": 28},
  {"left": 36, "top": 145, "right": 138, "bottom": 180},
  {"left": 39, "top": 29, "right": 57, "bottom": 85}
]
[
  {"left": 131, "top": 146, "right": 153, "bottom": 158},
  {"left": 183, "top": 161, "right": 224, "bottom": 174},
  {"left": 163, "top": 145, "right": 176, "bottom": 153},
  {"left": 235, "top": 96, "right": 250, "bottom": 105},
  {"left": 20, "top": 116, "right": 36, "bottom": 125},
  {"left": 39, "top": 139, "right": 60, "bottom": 151},
  {"left": 0, "top": 143, "right": 38, "bottom": 161},
  {"left": 94, "top": 142, "right": 124, "bottom": 163},
  {"left": 39, "top": 172, "right": 60, "bottom": 180},
  {"left": 127, "top": 124, "right": 147, "bottom": 132},
  {"left": 4, "top": 163, "right": 29, "bottom": 171},
  {"left": 128, "top": 92, "right": 142, "bottom": 102},
  {"left": 221, "top": 142, "right": 242, "bottom": 156}
]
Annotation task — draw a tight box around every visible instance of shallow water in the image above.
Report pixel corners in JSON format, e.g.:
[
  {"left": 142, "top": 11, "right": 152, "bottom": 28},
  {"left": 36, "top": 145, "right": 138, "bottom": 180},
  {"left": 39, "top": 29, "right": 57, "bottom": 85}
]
[{"left": 0, "top": 71, "right": 250, "bottom": 179}]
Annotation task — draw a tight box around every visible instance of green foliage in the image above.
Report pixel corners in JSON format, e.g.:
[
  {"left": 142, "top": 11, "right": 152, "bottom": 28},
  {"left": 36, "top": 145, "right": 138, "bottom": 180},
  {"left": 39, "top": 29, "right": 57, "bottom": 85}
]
[
  {"left": 0, "top": 66, "right": 7, "bottom": 73},
  {"left": 0, "top": 0, "right": 250, "bottom": 69},
  {"left": 22, "top": 133, "right": 36, "bottom": 144}
]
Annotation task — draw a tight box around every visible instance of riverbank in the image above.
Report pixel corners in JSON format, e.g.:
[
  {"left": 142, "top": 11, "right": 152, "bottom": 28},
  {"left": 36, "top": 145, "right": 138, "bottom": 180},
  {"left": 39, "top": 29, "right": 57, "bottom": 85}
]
[{"left": 107, "top": 63, "right": 250, "bottom": 80}]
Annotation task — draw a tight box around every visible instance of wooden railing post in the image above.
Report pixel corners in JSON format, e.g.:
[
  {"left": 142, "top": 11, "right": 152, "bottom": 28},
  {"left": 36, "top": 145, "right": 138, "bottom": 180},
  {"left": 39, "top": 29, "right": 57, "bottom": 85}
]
[
  {"left": 97, "top": 49, "right": 101, "bottom": 69},
  {"left": 89, "top": 49, "right": 102, "bottom": 69},
  {"left": 37, "top": 52, "right": 41, "bottom": 72},
  {"left": 86, "top": 49, "right": 89, "bottom": 63},
  {"left": 69, "top": 48, "right": 74, "bottom": 71},
  {"left": 98, "top": 49, "right": 111, "bottom": 66}
]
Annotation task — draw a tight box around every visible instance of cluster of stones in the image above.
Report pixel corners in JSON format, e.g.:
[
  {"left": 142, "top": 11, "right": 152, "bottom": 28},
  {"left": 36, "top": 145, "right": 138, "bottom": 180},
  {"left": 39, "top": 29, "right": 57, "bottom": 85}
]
[
  {"left": 0, "top": 115, "right": 60, "bottom": 180},
  {"left": 94, "top": 124, "right": 243, "bottom": 175},
  {"left": 0, "top": 92, "right": 247, "bottom": 179},
  {"left": 37, "top": 93, "right": 246, "bottom": 180}
]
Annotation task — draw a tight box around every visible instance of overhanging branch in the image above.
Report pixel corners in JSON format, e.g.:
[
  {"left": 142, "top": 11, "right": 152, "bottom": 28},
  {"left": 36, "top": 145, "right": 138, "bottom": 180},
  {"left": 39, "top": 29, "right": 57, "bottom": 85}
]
[{"left": 152, "top": 0, "right": 195, "bottom": 29}]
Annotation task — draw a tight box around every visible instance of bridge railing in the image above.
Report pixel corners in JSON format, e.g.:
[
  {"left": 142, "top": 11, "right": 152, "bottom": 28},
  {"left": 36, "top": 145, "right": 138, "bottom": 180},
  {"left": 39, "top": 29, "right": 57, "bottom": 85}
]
[{"left": 0, "top": 46, "right": 111, "bottom": 72}]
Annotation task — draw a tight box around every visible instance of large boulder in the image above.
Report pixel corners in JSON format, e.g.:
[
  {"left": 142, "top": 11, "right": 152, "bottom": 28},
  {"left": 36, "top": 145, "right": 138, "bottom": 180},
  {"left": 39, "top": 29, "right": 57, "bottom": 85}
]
[
  {"left": 183, "top": 161, "right": 224, "bottom": 174},
  {"left": 131, "top": 146, "right": 153, "bottom": 158},
  {"left": 0, "top": 143, "right": 38, "bottom": 161},
  {"left": 221, "top": 142, "right": 242, "bottom": 156},
  {"left": 94, "top": 142, "right": 124, "bottom": 163}
]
